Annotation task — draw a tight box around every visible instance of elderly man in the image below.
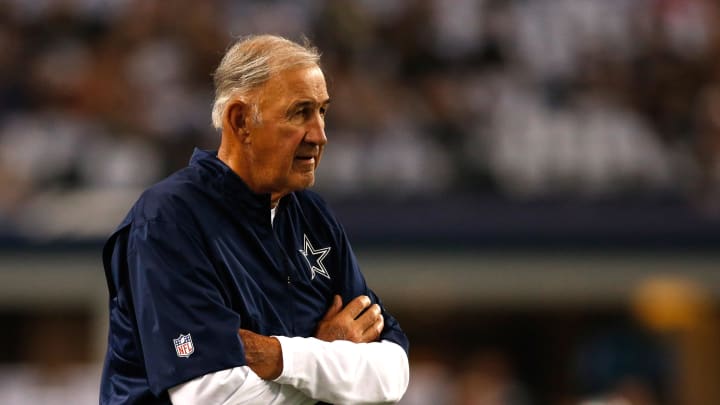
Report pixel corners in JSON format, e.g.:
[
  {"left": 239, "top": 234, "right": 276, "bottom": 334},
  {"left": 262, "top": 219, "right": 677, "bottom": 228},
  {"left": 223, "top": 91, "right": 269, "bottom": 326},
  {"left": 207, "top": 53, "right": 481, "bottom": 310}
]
[{"left": 99, "top": 35, "right": 409, "bottom": 404}]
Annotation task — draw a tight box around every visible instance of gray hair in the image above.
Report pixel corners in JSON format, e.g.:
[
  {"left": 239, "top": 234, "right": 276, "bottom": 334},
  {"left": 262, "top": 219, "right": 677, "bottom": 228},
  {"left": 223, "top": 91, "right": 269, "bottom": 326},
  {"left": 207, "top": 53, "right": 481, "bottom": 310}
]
[{"left": 211, "top": 35, "right": 321, "bottom": 130}]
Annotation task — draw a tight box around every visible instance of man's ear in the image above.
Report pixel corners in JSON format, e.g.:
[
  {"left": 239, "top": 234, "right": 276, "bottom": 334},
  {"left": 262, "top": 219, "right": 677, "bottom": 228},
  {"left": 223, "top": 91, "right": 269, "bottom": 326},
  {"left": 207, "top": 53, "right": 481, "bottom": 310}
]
[{"left": 223, "top": 98, "right": 251, "bottom": 142}]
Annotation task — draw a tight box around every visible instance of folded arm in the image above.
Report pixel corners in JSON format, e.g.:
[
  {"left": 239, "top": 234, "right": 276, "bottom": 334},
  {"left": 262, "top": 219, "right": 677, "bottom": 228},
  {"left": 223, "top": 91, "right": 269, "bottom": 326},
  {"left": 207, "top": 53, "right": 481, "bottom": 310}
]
[{"left": 169, "top": 295, "right": 409, "bottom": 405}]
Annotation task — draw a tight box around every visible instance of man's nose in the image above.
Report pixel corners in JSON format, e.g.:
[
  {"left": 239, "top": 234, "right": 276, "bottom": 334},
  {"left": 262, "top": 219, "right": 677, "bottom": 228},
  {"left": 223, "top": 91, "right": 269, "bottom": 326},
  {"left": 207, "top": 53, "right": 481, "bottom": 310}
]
[{"left": 305, "top": 114, "right": 327, "bottom": 146}]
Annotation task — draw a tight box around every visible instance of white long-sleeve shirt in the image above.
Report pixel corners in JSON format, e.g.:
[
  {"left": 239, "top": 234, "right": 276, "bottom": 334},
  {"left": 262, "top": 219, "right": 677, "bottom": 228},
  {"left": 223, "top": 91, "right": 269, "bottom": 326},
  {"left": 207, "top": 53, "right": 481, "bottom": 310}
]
[{"left": 168, "top": 338, "right": 409, "bottom": 404}]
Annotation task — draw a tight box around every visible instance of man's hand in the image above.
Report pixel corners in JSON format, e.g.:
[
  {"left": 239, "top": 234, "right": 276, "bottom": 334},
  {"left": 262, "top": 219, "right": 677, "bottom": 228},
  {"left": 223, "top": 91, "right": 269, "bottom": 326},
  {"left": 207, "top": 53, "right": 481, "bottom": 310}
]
[
  {"left": 238, "top": 295, "right": 383, "bottom": 380},
  {"left": 315, "top": 295, "right": 384, "bottom": 343},
  {"left": 238, "top": 329, "right": 283, "bottom": 380}
]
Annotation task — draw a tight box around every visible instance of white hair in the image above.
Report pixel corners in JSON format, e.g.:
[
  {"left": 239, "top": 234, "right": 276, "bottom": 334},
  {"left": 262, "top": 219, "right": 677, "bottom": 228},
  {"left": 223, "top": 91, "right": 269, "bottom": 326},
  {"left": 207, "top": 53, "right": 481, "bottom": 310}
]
[{"left": 211, "top": 35, "right": 321, "bottom": 130}]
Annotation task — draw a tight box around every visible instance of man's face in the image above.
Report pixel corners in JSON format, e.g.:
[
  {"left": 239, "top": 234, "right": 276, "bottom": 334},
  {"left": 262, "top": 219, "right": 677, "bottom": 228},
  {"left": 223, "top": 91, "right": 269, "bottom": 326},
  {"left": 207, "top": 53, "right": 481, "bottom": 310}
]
[{"left": 245, "top": 65, "right": 329, "bottom": 199}]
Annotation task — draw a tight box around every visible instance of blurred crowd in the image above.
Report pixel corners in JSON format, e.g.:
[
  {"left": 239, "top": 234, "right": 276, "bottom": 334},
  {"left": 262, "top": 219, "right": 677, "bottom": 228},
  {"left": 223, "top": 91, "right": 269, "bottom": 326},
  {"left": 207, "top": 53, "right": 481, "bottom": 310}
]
[
  {"left": 1, "top": 2, "right": 718, "bottom": 404},
  {"left": 1, "top": 0, "right": 720, "bottom": 237}
]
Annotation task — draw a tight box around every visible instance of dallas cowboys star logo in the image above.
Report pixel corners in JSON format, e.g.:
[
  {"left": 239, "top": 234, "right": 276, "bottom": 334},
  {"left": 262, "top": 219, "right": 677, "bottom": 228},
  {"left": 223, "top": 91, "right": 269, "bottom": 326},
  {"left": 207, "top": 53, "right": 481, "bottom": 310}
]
[{"left": 298, "top": 234, "right": 331, "bottom": 280}]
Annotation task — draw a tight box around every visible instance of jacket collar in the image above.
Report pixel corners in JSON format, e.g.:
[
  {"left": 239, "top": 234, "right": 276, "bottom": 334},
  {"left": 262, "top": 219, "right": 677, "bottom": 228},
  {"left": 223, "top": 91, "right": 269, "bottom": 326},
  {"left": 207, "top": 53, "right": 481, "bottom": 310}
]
[{"left": 189, "top": 148, "right": 277, "bottom": 216}]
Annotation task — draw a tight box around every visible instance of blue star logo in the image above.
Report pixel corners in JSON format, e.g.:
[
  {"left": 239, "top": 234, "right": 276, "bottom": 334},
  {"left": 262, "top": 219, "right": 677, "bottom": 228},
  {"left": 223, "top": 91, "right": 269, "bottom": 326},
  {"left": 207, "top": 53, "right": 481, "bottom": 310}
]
[{"left": 298, "top": 234, "right": 331, "bottom": 280}]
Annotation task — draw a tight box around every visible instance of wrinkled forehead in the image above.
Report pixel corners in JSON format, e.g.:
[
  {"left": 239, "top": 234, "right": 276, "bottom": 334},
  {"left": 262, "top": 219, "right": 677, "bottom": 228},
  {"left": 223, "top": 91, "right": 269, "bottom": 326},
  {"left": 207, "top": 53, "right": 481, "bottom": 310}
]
[{"left": 260, "top": 65, "right": 329, "bottom": 106}]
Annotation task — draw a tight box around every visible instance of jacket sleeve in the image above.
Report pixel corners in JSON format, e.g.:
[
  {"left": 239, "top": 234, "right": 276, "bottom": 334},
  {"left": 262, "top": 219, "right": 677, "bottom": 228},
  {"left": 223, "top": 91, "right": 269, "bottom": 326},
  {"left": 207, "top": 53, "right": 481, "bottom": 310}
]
[
  {"left": 124, "top": 218, "right": 247, "bottom": 395},
  {"left": 333, "top": 222, "right": 410, "bottom": 354}
]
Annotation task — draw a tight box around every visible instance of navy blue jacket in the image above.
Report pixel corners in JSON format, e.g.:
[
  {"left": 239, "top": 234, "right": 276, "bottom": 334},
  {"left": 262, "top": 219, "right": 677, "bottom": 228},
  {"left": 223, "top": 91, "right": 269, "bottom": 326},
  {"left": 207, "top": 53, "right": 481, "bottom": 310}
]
[{"left": 99, "top": 149, "right": 408, "bottom": 404}]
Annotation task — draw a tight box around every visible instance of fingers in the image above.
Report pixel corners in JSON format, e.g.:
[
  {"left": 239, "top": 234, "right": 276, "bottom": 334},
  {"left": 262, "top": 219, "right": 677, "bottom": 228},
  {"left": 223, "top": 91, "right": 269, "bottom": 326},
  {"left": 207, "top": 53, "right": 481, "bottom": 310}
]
[
  {"left": 321, "top": 294, "right": 343, "bottom": 321},
  {"left": 343, "top": 296, "right": 384, "bottom": 341},
  {"left": 355, "top": 303, "right": 381, "bottom": 330},
  {"left": 342, "top": 295, "right": 372, "bottom": 319},
  {"left": 314, "top": 295, "right": 385, "bottom": 343},
  {"left": 367, "top": 312, "right": 384, "bottom": 340},
  {"left": 356, "top": 303, "right": 384, "bottom": 340}
]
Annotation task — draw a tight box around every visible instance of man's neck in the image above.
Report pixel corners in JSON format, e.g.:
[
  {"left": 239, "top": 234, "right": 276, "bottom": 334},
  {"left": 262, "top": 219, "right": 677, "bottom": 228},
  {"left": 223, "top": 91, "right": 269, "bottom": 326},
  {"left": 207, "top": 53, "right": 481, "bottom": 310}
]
[{"left": 218, "top": 136, "right": 286, "bottom": 208}]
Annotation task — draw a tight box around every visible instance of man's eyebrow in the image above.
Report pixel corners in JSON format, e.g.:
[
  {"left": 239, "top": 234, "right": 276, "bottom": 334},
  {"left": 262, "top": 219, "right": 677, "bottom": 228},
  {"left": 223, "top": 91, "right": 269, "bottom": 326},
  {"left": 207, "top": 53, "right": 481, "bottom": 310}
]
[
  {"left": 290, "top": 100, "right": 315, "bottom": 109},
  {"left": 288, "top": 99, "right": 331, "bottom": 110}
]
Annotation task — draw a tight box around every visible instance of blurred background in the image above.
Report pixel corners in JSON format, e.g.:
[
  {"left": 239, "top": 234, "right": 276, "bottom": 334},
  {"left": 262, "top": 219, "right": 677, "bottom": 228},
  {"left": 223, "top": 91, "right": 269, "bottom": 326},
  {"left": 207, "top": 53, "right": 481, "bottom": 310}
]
[{"left": 1, "top": 0, "right": 719, "bottom": 404}]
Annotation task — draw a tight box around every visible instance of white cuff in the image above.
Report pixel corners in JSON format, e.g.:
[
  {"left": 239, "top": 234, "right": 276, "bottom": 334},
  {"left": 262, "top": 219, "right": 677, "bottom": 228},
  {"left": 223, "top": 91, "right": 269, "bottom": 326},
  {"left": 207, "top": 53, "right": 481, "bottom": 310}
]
[{"left": 273, "top": 336, "right": 409, "bottom": 404}]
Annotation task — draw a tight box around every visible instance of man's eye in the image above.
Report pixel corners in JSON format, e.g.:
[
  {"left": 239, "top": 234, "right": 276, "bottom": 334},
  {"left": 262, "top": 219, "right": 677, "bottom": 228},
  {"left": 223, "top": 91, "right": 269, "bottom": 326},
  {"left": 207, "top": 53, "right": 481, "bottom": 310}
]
[{"left": 319, "top": 106, "right": 327, "bottom": 117}]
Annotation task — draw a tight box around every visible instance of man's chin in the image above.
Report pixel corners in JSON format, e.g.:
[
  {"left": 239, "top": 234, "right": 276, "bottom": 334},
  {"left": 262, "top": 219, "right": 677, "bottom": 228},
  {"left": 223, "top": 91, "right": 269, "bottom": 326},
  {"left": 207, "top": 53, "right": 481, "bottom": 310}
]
[
  {"left": 301, "top": 177, "right": 315, "bottom": 189},
  {"left": 289, "top": 174, "right": 316, "bottom": 191}
]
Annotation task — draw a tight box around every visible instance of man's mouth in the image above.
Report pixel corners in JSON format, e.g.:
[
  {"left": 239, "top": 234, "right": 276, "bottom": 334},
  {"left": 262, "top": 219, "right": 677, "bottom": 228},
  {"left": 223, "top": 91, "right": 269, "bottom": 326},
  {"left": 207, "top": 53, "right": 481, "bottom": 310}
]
[
  {"left": 295, "top": 147, "right": 319, "bottom": 165},
  {"left": 294, "top": 151, "right": 316, "bottom": 161},
  {"left": 294, "top": 155, "right": 316, "bottom": 169}
]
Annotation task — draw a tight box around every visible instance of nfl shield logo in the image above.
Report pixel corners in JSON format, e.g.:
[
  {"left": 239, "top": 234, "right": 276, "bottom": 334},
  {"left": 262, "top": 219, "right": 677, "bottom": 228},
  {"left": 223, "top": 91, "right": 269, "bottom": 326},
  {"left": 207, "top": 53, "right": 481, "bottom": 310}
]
[{"left": 173, "top": 333, "right": 194, "bottom": 358}]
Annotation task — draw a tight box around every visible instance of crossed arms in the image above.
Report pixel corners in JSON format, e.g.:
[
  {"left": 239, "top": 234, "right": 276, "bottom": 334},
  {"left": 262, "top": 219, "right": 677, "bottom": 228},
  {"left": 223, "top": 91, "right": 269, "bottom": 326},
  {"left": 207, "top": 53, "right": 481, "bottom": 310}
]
[{"left": 168, "top": 295, "right": 410, "bottom": 404}]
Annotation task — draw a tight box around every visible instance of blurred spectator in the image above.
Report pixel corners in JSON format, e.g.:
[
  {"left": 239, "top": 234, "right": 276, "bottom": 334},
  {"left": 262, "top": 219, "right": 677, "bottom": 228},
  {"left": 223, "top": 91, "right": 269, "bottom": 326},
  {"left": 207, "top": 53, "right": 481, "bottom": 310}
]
[
  {"left": 1, "top": 0, "right": 719, "bottom": 235},
  {"left": 399, "top": 345, "right": 456, "bottom": 405},
  {"left": 0, "top": 4, "right": 718, "bottom": 405},
  {"left": 453, "top": 348, "right": 531, "bottom": 405},
  {"left": 570, "top": 326, "right": 673, "bottom": 405}
]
